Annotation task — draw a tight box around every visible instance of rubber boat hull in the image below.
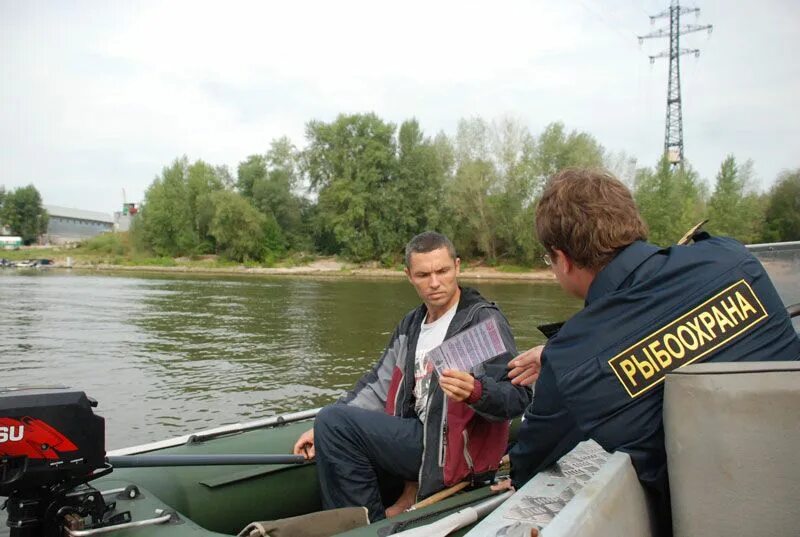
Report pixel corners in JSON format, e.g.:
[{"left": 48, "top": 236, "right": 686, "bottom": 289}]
[{"left": 1, "top": 417, "right": 505, "bottom": 536}]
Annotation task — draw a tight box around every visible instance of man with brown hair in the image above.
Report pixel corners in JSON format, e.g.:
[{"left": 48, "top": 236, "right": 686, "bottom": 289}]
[
  {"left": 293, "top": 231, "right": 531, "bottom": 522},
  {"left": 506, "top": 168, "right": 800, "bottom": 536}
]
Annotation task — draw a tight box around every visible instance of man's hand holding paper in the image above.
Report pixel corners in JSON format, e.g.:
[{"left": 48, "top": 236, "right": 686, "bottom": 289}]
[
  {"left": 428, "top": 318, "right": 508, "bottom": 403},
  {"left": 438, "top": 369, "right": 476, "bottom": 402}
]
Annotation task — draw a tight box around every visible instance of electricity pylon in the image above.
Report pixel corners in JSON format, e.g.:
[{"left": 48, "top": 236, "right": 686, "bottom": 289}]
[{"left": 639, "top": 1, "right": 712, "bottom": 166}]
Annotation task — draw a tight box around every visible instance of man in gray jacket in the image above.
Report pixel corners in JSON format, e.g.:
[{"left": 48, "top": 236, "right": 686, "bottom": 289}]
[{"left": 293, "top": 231, "right": 532, "bottom": 521}]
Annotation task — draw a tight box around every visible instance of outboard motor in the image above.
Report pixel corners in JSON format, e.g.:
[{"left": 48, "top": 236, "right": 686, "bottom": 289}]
[
  {"left": 0, "top": 387, "right": 109, "bottom": 537},
  {"left": 1, "top": 387, "right": 299, "bottom": 536}
]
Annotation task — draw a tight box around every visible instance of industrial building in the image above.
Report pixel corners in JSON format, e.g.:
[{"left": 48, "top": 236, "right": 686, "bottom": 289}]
[
  {"left": 44, "top": 205, "right": 114, "bottom": 244},
  {"left": 113, "top": 203, "right": 139, "bottom": 232}
]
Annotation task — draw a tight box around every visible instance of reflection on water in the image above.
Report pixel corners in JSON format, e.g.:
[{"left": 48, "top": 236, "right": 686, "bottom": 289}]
[{"left": 0, "top": 271, "right": 580, "bottom": 448}]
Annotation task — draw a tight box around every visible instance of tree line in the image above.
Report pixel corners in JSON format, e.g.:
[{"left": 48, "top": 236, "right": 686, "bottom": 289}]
[
  {"left": 129, "top": 114, "right": 799, "bottom": 264},
  {"left": 2, "top": 114, "right": 799, "bottom": 260},
  {"left": 0, "top": 185, "right": 48, "bottom": 244}
]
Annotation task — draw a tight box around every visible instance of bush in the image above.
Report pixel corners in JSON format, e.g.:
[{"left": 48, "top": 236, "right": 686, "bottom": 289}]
[{"left": 80, "top": 233, "right": 130, "bottom": 256}]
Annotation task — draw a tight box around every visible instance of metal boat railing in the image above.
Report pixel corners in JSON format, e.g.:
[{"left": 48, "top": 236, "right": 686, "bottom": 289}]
[
  {"left": 746, "top": 240, "right": 800, "bottom": 319},
  {"left": 108, "top": 407, "right": 320, "bottom": 456},
  {"left": 745, "top": 240, "right": 800, "bottom": 254}
]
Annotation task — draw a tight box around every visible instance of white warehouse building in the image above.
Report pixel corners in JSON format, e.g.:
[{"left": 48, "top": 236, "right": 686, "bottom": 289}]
[{"left": 44, "top": 205, "right": 114, "bottom": 244}]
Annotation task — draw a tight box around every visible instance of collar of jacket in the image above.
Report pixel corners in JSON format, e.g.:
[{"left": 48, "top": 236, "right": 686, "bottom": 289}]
[
  {"left": 584, "top": 241, "right": 664, "bottom": 306},
  {"left": 412, "top": 286, "right": 492, "bottom": 334}
]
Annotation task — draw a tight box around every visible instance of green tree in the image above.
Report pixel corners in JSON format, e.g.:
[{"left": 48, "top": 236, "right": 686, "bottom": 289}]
[
  {"left": 257, "top": 139, "right": 300, "bottom": 247},
  {"left": 137, "top": 157, "right": 226, "bottom": 257},
  {"left": 187, "top": 160, "right": 225, "bottom": 250},
  {"left": 214, "top": 165, "right": 235, "bottom": 189},
  {"left": 392, "top": 119, "right": 447, "bottom": 247},
  {"left": 446, "top": 118, "right": 499, "bottom": 260},
  {"left": 0, "top": 185, "right": 49, "bottom": 244},
  {"left": 0, "top": 186, "right": 6, "bottom": 230},
  {"left": 634, "top": 158, "right": 705, "bottom": 246},
  {"left": 303, "top": 113, "right": 398, "bottom": 261},
  {"left": 429, "top": 132, "right": 456, "bottom": 239},
  {"left": 443, "top": 118, "right": 607, "bottom": 264},
  {"left": 762, "top": 169, "right": 800, "bottom": 242},
  {"left": 236, "top": 155, "right": 268, "bottom": 201},
  {"left": 236, "top": 139, "right": 313, "bottom": 251},
  {"left": 534, "top": 122, "right": 605, "bottom": 181},
  {"left": 138, "top": 158, "right": 198, "bottom": 256},
  {"left": 208, "top": 190, "right": 273, "bottom": 262},
  {"left": 523, "top": 122, "right": 605, "bottom": 264},
  {"left": 707, "top": 156, "right": 763, "bottom": 243},
  {"left": 489, "top": 118, "right": 540, "bottom": 263}
]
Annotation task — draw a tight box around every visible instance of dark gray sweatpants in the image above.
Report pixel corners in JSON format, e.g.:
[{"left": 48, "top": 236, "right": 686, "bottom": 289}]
[{"left": 314, "top": 404, "right": 423, "bottom": 521}]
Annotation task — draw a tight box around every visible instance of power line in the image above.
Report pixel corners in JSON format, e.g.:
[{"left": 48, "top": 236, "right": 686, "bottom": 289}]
[
  {"left": 575, "top": 0, "right": 642, "bottom": 47},
  {"left": 638, "top": 1, "right": 712, "bottom": 166}
]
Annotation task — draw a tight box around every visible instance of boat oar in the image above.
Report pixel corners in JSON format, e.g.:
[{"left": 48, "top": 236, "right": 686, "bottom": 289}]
[
  {"left": 392, "top": 490, "right": 513, "bottom": 536},
  {"left": 108, "top": 454, "right": 306, "bottom": 468},
  {"left": 408, "top": 481, "right": 469, "bottom": 511}
]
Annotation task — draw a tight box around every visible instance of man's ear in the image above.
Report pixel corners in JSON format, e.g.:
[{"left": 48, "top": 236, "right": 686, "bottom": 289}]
[
  {"left": 553, "top": 249, "right": 573, "bottom": 273},
  {"left": 454, "top": 257, "right": 461, "bottom": 274},
  {"left": 404, "top": 266, "right": 412, "bottom": 281}
]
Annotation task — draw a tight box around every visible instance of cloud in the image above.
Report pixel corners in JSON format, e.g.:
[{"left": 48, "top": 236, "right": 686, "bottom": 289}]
[{"left": 1, "top": 0, "right": 798, "bottom": 212}]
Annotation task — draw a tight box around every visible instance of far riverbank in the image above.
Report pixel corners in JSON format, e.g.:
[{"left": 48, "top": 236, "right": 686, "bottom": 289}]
[{"left": 2, "top": 248, "right": 554, "bottom": 282}]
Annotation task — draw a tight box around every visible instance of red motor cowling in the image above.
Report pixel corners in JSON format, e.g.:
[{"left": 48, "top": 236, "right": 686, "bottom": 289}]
[{"left": 0, "top": 387, "right": 106, "bottom": 496}]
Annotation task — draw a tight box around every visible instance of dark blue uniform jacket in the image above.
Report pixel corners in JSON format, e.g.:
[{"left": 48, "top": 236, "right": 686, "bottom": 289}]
[{"left": 510, "top": 235, "right": 800, "bottom": 534}]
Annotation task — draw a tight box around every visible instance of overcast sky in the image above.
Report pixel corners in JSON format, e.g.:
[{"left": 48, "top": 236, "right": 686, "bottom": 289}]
[{"left": 1, "top": 0, "right": 798, "bottom": 215}]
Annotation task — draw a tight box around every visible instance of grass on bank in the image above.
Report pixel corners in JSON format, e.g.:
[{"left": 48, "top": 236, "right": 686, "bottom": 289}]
[
  {"left": 2, "top": 233, "right": 548, "bottom": 274},
  {"left": 0, "top": 233, "right": 322, "bottom": 269}
]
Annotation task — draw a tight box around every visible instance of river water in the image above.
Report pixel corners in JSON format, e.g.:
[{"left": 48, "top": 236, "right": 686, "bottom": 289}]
[
  {"left": 0, "top": 271, "right": 580, "bottom": 449},
  {"left": 3, "top": 250, "right": 797, "bottom": 450}
]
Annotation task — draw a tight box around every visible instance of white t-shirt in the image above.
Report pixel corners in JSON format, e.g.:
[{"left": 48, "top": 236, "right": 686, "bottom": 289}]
[{"left": 414, "top": 304, "right": 458, "bottom": 423}]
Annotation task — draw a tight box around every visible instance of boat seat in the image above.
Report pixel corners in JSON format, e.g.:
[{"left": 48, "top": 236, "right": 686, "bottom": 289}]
[
  {"left": 664, "top": 361, "right": 800, "bottom": 537},
  {"left": 463, "top": 441, "right": 658, "bottom": 537}
]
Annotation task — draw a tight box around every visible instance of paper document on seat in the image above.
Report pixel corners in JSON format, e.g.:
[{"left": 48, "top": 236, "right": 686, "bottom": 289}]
[{"left": 429, "top": 317, "right": 507, "bottom": 374}]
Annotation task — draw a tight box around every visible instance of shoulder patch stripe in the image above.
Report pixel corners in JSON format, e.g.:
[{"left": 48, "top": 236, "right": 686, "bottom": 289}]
[{"left": 608, "top": 279, "right": 768, "bottom": 398}]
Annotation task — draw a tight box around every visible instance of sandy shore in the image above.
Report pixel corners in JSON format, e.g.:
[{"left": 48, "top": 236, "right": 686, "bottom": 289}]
[{"left": 51, "top": 258, "right": 555, "bottom": 282}]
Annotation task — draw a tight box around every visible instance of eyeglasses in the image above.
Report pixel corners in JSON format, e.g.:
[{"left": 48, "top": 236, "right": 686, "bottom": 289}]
[{"left": 542, "top": 254, "right": 552, "bottom": 267}]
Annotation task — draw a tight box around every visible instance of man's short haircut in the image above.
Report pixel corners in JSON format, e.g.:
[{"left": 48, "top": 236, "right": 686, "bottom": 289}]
[
  {"left": 404, "top": 231, "right": 457, "bottom": 268},
  {"left": 535, "top": 168, "right": 648, "bottom": 272}
]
